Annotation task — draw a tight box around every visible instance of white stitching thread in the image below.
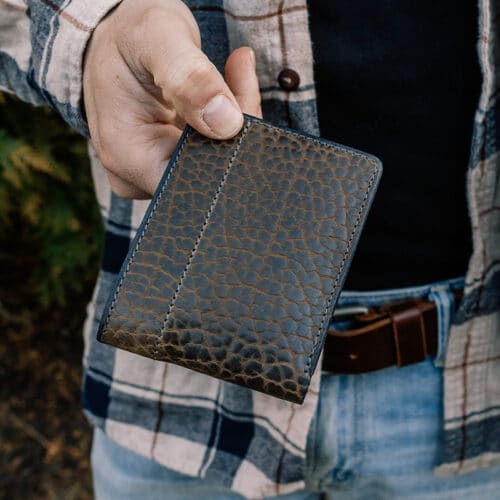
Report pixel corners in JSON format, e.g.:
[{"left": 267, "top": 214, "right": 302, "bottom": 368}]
[
  {"left": 152, "top": 121, "right": 251, "bottom": 358},
  {"left": 100, "top": 128, "right": 191, "bottom": 339},
  {"left": 247, "top": 121, "right": 381, "bottom": 381},
  {"left": 259, "top": 119, "right": 376, "bottom": 163},
  {"left": 304, "top": 166, "right": 379, "bottom": 376},
  {"left": 231, "top": 120, "right": 381, "bottom": 379}
]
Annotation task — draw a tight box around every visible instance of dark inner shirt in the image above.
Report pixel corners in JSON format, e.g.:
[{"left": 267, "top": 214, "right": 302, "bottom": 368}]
[{"left": 307, "top": 0, "right": 481, "bottom": 289}]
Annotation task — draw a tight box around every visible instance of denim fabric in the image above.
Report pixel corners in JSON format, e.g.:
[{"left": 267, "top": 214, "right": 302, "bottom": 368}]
[{"left": 91, "top": 277, "right": 500, "bottom": 499}]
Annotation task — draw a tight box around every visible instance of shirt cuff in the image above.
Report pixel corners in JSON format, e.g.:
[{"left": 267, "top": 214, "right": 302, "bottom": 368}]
[{"left": 38, "top": 0, "right": 123, "bottom": 137}]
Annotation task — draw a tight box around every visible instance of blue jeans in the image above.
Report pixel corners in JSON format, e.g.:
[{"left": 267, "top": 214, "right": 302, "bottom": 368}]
[{"left": 91, "top": 278, "right": 500, "bottom": 499}]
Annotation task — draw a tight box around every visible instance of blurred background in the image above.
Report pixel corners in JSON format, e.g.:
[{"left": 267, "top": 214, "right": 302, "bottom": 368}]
[{"left": 0, "top": 93, "right": 102, "bottom": 499}]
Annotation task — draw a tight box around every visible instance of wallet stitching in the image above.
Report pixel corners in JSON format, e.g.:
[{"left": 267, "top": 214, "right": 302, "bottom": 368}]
[
  {"left": 256, "top": 120, "right": 381, "bottom": 379},
  {"left": 152, "top": 120, "right": 252, "bottom": 358},
  {"left": 99, "top": 128, "right": 192, "bottom": 339},
  {"left": 304, "top": 165, "right": 379, "bottom": 376},
  {"left": 260, "top": 120, "right": 378, "bottom": 163}
]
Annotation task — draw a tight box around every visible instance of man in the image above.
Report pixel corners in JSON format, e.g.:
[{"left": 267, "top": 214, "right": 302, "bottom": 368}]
[{"left": 1, "top": 0, "right": 499, "bottom": 498}]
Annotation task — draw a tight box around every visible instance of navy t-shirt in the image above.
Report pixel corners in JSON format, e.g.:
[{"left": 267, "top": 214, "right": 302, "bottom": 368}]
[{"left": 307, "top": 1, "right": 481, "bottom": 289}]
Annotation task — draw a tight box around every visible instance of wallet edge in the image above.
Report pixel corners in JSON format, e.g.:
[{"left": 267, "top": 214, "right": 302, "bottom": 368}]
[{"left": 96, "top": 115, "right": 383, "bottom": 405}]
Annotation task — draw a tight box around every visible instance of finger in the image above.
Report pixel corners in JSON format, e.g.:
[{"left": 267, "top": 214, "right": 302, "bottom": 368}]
[
  {"left": 225, "top": 47, "right": 262, "bottom": 118},
  {"left": 134, "top": 12, "right": 244, "bottom": 139},
  {"left": 107, "top": 170, "right": 151, "bottom": 199}
]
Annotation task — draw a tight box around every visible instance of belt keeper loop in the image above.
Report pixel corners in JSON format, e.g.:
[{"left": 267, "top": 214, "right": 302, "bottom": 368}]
[{"left": 390, "top": 306, "right": 428, "bottom": 367}]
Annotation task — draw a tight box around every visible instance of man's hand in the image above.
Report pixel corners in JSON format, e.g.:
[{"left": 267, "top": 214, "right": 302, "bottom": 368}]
[{"left": 83, "top": 0, "right": 262, "bottom": 199}]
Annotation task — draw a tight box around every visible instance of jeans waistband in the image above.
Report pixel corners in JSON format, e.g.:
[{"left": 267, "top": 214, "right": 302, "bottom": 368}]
[{"left": 337, "top": 276, "right": 465, "bottom": 307}]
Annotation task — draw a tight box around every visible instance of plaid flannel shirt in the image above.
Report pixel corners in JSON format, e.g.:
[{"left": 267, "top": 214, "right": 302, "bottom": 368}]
[{"left": 1, "top": 0, "right": 499, "bottom": 497}]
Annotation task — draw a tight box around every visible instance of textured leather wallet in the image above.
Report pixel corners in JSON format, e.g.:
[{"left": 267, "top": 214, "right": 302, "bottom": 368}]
[{"left": 97, "top": 115, "right": 382, "bottom": 404}]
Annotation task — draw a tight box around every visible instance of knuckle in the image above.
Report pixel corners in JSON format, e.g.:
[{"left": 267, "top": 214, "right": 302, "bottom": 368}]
[
  {"left": 109, "top": 181, "right": 132, "bottom": 199},
  {"left": 129, "top": 7, "right": 162, "bottom": 45},
  {"left": 106, "top": 171, "right": 137, "bottom": 199},
  {"left": 163, "top": 55, "right": 216, "bottom": 101},
  {"left": 94, "top": 125, "right": 123, "bottom": 172},
  {"left": 95, "top": 143, "right": 116, "bottom": 173}
]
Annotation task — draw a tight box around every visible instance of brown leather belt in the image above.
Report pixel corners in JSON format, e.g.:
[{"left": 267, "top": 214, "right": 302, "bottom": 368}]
[{"left": 322, "top": 292, "right": 462, "bottom": 375}]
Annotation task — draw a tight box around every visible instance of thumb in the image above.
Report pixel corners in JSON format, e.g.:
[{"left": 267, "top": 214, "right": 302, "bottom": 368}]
[{"left": 138, "top": 15, "right": 244, "bottom": 139}]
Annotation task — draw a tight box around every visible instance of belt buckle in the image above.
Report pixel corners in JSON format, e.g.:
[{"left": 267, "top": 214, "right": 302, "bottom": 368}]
[{"left": 332, "top": 305, "right": 370, "bottom": 319}]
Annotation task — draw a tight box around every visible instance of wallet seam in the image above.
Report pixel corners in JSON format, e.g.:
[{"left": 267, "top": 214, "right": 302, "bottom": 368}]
[
  {"left": 256, "top": 118, "right": 377, "bottom": 163},
  {"left": 147, "top": 116, "right": 379, "bottom": 385},
  {"left": 254, "top": 120, "right": 381, "bottom": 377},
  {"left": 304, "top": 159, "right": 379, "bottom": 377},
  {"left": 152, "top": 120, "right": 252, "bottom": 359},
  {"left": 99, "top": 127, "right": 192, "bottom": 340}
]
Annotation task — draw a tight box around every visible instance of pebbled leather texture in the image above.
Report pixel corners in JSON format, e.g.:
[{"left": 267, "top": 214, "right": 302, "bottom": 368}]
[{"left": 97, "top": 115, "right": 382, "bottom": 404}]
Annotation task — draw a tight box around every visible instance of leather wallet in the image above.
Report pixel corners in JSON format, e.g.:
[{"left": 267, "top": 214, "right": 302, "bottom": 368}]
[{"left": 97, "top": 115, "right": 382, "bottom": 404}]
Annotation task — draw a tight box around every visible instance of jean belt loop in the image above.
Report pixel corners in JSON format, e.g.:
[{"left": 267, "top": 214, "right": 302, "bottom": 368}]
[{"left": 428, "top": 285, "right": 456, "bottom": 367}]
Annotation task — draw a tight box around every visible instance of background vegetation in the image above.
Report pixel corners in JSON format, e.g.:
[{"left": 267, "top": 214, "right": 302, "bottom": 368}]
[{"left": 0, "top": 93, "right": 102, "bottom": 499}]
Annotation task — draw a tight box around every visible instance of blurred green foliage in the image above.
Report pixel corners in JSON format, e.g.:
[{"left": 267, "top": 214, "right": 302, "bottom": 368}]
[{"left": 0, "top": 93, "right": 103, "bottom": 310}]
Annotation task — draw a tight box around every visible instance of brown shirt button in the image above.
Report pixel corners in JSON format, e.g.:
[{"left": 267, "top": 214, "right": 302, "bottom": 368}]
[{"left": 277, "top": 68, "right": 300, "bottom": 91}]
